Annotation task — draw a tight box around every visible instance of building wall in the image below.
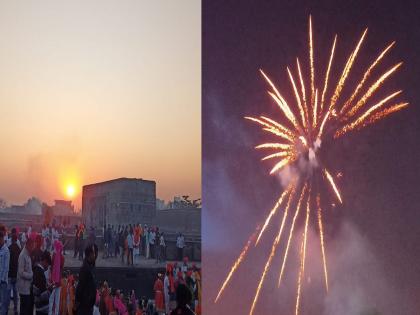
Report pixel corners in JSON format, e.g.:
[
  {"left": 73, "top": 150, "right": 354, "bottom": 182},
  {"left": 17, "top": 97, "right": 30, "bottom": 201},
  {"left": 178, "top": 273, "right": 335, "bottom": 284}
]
[
  {"left": 153, "top": 208, "right": 201, "bottom": 234},
  {"left": 82, "top": 178, "right": 156, "bottom": 228},
  {"left": 0, "top": 212, "right": 81, "bottom": 231},
  {"left": 52, "top": 200, "right": 74, "bottom": 216}
]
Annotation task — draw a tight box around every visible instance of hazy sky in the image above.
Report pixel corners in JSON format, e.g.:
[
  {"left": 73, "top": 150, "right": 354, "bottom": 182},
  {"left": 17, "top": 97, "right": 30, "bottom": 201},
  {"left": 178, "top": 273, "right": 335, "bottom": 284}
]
[{"left": 0, "top": 1, "right": 201, "bottom": 209}]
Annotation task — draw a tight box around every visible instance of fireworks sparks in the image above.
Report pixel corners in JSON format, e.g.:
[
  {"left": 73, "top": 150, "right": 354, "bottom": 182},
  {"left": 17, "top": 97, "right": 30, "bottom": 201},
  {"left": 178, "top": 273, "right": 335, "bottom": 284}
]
[
  {"left": 288, "top": 67, "right": 307, "bottom": 129},
  {"left": 344, "top": 62, "right": 403, "bottom": 120},
  {"left": 214, "top": 225, "right": 261, "bottom": 303},
  {"left": 278, "top": 183, "right": 307, "bottom": 287},
  {"left": 214, "top": 16, "right": 407, "bottom": 314},
  {"left": 295, "top": 190, "right": 311, "bottom": 315},
  {"left": 329, "top": 28, "right": 368, "bottom": 112},
  {"left": 320, "top": 35, "right": 337, "bottom": 112},
  {"left": 340, "top": 41, "right": 396, "bottom": 115},
  {"left": 323, "top": 168, "right": 342, "bottom": 204},
  {"left": 256, "top": 184, "right": 292, "bottom": 245},
  {"left": 317, "top": 194, "right": 329, "bottom": 292},
  {"left": 249, "top": 188, "right": 295, "bottom": 315}
]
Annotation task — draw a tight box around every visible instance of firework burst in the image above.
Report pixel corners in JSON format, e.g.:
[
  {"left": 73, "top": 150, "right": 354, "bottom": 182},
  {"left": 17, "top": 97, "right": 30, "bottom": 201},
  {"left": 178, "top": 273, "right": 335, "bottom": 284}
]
[{"left": 214, "top": 15, "right": 408, "bottom": 314}]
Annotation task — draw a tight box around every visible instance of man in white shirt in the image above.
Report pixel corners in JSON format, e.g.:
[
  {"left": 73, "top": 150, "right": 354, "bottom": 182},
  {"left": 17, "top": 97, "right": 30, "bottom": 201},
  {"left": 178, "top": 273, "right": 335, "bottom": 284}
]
[
  {"left": 52, "top": 227, "right": 59, "bottom": 242},
  {"left": 176, "top": 233, "right": 185, "bottom": 262},
  {"left": 17, "top": 238, "right": 34, "bottom": 315},
  {"left": 157, "top": 233, "right": 166, "bottom": 263}
]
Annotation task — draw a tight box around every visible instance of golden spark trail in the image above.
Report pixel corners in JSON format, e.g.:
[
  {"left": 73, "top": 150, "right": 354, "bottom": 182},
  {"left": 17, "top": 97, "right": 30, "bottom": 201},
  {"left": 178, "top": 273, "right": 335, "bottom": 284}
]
[
  {"left": 302, "top": 190, "right": 311, "bottom": 276},
  {"left": 297, "top": 58, "right": 309, "bottom": 125},
  {"left": 278, "top": 184, "right": 307, "bottom": 287},
  {"left": 244, "top": 117, "right": 295, "bottom": 143},
  {"left": 256, "top": 186, "right": 292, "bottom": 245},
  {"left": 249, "top": 190, "right": 295, "bottom": 315},
  {"left": 340, "top": 41, "right": 395, "bottom": 115},
  {"left": 262, "top": 152, "right": 291, "bottom": 161},
  {"left": 250, "top": 115, "right": 293, "bottom": 136},
  {"left": 214, "top": 225, "right": 261, "bottom": 303},
  {"left": 320, "top": 35, "right": 337, "bottom": 113},
  {"left": 260, "top": 69, "right": 284, "bottom": 103},
  {"left": 345, "top": 62, "right": 403, "bottom": 118},
  {"left": 299, "top": 136, "right": 308, "bottom": 148},
  {"left": 267, "top": 92, "right": 302, "bottom": 132},
  {"left": 270, "top": 158, "right": 292, "bottom": 175},
  {"left": 317, "top": 111, "right": 330, "bottom": 140},
  {"left": 336, "top": 91, "right": 404, "bottom": 137},
  {"left": 295, "top": 234, "right": 305, "bottom": 315},
  {"left": 366, "top": 102, "right": 409, "bottom": 126},
  {"left": 295, "top": 190, "right": 311, "bottom": 315},
  {"left": 260, "top": 116, "right": 295, "bottom": 139},
  {"left": 288, "top": 67, "right": 307, "bottom": 129},
  {"left": 317, "top": 195, "right": 329, "bottom": 292},
  {"left": 309, "top": 15, "right": 315, "bottom": 107},
  {"left": 244, "top": 116, "right": 279, "bottom": 131},
  {"left": 313, "top": 89, "right": 319, "bottom": 128},
  {"left": 262, "top": 127, "right": 295, "bottom": 143},
  {"left": 329, "top": 28, "right": 368, "bottom": 111},
  {"left": 255, "top": 143, "right": 291, "bottom": 150},
  {"left": 260, "top": 70, "right": 302, "bottom": 131},
  {"left": 324, "top": 168, "right": 342, "bottom": 203}
]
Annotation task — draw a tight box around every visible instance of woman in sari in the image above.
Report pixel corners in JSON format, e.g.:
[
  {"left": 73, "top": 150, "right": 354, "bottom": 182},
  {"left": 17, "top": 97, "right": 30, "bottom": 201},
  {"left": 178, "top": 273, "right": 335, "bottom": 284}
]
[{"left": 153, "top": 273, "right": 165, "bottom": 314}]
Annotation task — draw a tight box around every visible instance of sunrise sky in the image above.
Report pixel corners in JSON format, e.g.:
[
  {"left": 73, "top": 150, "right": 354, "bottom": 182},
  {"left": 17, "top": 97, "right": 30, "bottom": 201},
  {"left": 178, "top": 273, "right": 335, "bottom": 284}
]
[{"left": 0, "top": 1, "right": 201, "bottom": 209}]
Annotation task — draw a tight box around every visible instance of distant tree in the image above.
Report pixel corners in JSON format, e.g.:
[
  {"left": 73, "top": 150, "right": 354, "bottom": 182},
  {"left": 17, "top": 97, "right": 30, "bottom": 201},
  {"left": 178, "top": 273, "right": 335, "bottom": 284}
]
[
  {"left": 168, "top": 196, "right": 202, "bottom": 209},
  {"left": 181, "top": 195, "right": 190, "bottom": 204},
  {"left": 0, "top": 198, "right": 7, "bottom": 209},
  {"left": 181, "top": 195, "right": 202, "bottom": 208},
  {"left": 192, "top": 198, "right": 201, "bottom": 208}
]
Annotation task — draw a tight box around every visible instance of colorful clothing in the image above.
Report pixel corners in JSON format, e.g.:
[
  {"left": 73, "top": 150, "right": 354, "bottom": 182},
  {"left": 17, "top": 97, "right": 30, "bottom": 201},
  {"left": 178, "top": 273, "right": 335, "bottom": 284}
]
[
  {"left": 154, "top": 278, "right": 165, "bottom": 312},
  {"left": 195, "top": 272, "right": 201, "bottom": 315},
  {"left": 67, "top": 275, "right": 75, "bottom": 315},
  {"left": 134, "top": 228, "right": 141, "bottom": 259},
  {"left": 114, "top": 295, "right": 128, "bottom": 315},
  {"left": 51, "top": 241, "right": 64, "bottom": 285},
  {"left": 59, "top": 277, "right": 68, "bottom": 315}
]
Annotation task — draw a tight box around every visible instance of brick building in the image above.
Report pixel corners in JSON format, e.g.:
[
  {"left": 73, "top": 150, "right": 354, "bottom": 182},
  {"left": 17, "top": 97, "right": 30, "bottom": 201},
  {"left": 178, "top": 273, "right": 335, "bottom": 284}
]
[{"left": 82, "top": 178, "right": 156, "bottom": 228}]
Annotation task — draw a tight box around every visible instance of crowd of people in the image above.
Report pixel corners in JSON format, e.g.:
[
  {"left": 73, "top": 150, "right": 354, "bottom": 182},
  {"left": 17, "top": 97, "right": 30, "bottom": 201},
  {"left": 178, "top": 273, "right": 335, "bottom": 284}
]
[
  {"left": 0, "top": 224, "right": 83, "bottom": 315},
  {"left": 0, "top": 223, "right": 199, "bottom": 315},
  {"left": 98, "top": 259, "right": 201, "bottom": 315},
  {"left": 74, "top": 224, "right": 187, "bottom": 265}
]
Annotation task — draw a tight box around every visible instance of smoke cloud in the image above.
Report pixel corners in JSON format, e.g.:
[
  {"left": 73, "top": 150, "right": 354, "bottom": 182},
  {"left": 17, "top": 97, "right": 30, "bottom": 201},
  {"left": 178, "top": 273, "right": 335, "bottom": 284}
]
[
  {"left": 204, "top": 153, "right": 410, "bottom": 314},
  {"left": 322, "top": 222, "right": 404, "bottom": 315}
]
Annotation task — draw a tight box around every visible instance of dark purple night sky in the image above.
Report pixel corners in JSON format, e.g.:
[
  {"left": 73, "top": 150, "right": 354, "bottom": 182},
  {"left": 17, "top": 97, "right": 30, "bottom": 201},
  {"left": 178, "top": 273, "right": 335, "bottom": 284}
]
[{"left": 203, "top": 1, "right": 420, "bottom": 314}]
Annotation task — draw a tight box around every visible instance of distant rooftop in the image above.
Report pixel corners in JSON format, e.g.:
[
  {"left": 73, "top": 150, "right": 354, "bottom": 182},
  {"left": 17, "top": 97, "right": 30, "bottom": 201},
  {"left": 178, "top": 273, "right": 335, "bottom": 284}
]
[
  {"left": 83, "top": 177, "right": 156, "bottom": 188},
  {"left": 55, "top": 200, "right": 72, "bottom": 204}
]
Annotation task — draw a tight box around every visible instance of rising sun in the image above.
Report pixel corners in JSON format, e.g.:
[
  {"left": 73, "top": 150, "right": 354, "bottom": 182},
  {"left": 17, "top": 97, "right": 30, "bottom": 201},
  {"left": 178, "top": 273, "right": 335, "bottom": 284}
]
[{"left": 66, "top": 185, "right": 76, "bottom": 198}]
